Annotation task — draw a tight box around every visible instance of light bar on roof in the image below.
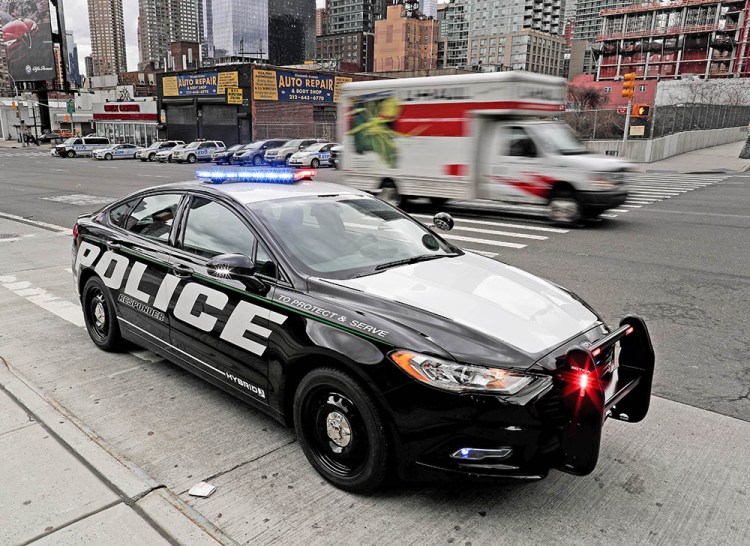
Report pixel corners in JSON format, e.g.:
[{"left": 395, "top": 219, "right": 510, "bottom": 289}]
[{"left": 195, "top": 168, "right": 316, "bottom": 184}]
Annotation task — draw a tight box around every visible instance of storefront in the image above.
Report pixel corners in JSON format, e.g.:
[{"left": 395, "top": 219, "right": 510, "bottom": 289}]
[{"left": 92, "top": 100, "right": 159, "bottom": 146}]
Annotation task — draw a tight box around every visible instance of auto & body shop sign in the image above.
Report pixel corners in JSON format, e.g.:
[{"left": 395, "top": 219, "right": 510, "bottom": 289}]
[
  {"left": 162, "top": 72, "right": 239, "bottom": 96},
  {"left": 253, "top": 69, "right": 351, "bottom": 103}
]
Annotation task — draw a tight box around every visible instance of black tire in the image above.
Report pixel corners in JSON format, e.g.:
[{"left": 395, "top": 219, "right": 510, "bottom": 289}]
[
  {"left": 284, "top": 155, "right": 292, "bottom": 166},
  {"left": 547, "top": 188, "right": 582, "bottom": 226},
  {"left": 168, "top": 155, "right": 174, "bottom": 163},
  {"left": 379, "top": 180, "right": 405, "bottom": 209},
  {"left": 148, "top": 152, "right": 156, "bottom": 162},
  {"left": 66, "top": 150, "right": 76, "bottom": 158},
  {"left": 430, "top": 197, "right": 449, "bottom": 207},
  {"left": 253, "top": 155, "right": 263, "bottom": 166},
  {"left": 311, "top": 158, "right": 320, "bottom": 168},
  {"left": 294, "top": 368, "right": 391, "bottom": 493},
  {"left": 140, "top": 158, "right": 147, "bottom": 162},
  {"left": 105, "top": 153, "right": 113, "bottom": 160},
  {"left": 82, "top": 276, "right": 124, "bottom": 352},
  {"left": 187, "top": 154, "right": 197, "bottom": 164}
]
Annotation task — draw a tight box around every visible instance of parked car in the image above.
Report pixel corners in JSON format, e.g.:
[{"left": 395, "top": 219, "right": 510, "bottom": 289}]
[
  {"left": 264, "top": 139, "right": 324, "bottom": 166},
  {"left": 39, "top": 130, "right": 67, "bottom": 144},
  {"left": 234, "top": 139, "right": 288, "bottom": 166},
  {"left": 172, "top": 140, "right": 226, "bottom": 163},
  {"left": 137, "top": 140, "right": 184, "bottom": 162},
  {"left": 288, "top": 142, "right": 339, "bottom": 168},
  {"left": 52, "top": 136, "right": 110, "bottom": 158},
  {"left": 92, "top": 143, "right": 144, "bottom": 160},
  {"left": 155, "top": 144, "right": 186, "bottom": 163},
  {"left": 211, "top": 143, "right": 246, "bottom": 165}
]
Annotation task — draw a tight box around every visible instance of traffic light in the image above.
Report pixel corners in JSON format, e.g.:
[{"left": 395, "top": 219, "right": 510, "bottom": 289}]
[
  {"left": 64, "top": 114, "right": 70, "bottom": 123},
  {"left": 632, "top": 104, "right": 651, "bottom": 117},
  {"left": 621, "top": 72, "right": 636, "bottom": 99},
  {"left": 11, "top": 101, "right": 16, "bottom": 110}
]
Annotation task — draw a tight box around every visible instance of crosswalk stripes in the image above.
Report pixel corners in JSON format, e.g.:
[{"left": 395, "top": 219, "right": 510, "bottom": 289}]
[{"left": 0, "top": 149, "right": 52, "bottom": 158}]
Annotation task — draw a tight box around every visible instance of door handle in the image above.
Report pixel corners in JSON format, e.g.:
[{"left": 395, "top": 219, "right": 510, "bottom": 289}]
[
  {"left": 173, "top": 264, "right": 193, "bottom": 278},
  {"left": 107, "top": 239, "right": 124, "bottom": 251}
]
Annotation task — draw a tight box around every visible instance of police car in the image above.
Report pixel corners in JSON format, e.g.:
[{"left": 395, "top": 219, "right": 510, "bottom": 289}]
[
  {"left": 136, "top": 140, "right": 185, "bottom": 162},
  {"left": 155, "top": 144, "right": 187, "bottom": 163},
  {"left": 93, "top": 143, "right": 144, "bottom": 160},
  {"left": 53, "top": 136, "right": 111, "bottom": 158},
  {"left": 288, "top": 142, "right": 339, "bottom": 168},
  {"left": 72, "top": 169, "right": 655, "bottom": 493},
  {"left": 172, "top": 140, "right": 226, "bottom": 163}
]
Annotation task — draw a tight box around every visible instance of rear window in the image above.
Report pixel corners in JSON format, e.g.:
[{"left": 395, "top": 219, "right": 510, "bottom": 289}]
[{"left": 87, "top": 138, "right": 109, "bottom": 145}]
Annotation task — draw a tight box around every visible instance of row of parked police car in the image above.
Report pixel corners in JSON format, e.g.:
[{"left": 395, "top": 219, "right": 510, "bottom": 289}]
[{"left": 50, "top": 136, "right": 342, "bottom": 168}]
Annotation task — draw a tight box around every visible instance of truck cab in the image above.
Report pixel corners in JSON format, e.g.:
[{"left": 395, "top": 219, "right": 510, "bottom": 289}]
[{"left": 338, "top": 72, "right": 632, "bottom": 225}]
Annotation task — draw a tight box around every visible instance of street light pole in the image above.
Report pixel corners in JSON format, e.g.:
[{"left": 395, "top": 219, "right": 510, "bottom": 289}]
[{"left": 7, "top": 73, "right": 27, "bottom": 147}]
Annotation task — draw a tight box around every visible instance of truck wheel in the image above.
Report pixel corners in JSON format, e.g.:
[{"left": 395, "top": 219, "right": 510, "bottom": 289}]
[
  {"left": 548, "top": 189, "right": 582, "bottom": 226},
  {"left": 294, "top": 368, "right": 391, "bottom": 493},
  {"left": 66, "top": 150, "right": 76, "bottom": 158},
  {"left": 430, "top": 197, "right": 449, "bottom": 207},
  {"left": 379, "top": 181, "right": 405, "bottom": 208}
]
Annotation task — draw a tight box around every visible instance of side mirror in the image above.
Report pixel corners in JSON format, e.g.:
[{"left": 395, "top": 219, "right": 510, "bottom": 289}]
[
  {"left": 432, "top": 212, "right": 454, "bottom": 231},
  {"left": 206, "top": 253, "right": 264, "bottom": 291}
]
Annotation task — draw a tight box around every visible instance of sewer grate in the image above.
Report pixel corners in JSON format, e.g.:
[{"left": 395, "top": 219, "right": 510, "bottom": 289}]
[{"left": 0, "top": 234, "right": 19, "bottom": 239}]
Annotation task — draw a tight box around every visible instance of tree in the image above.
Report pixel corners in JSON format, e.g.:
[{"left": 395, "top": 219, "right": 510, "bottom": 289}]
[{"left": 567, "top": 85, "right": 610, "bottom": 111}]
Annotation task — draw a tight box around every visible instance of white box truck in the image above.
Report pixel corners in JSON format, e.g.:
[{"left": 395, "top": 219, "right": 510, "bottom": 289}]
[{"left": 337, "top": 72, "right": 632, "bottom": 224}]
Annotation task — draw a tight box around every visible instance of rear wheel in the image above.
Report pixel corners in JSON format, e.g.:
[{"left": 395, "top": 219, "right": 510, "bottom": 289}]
[
  {"left": 294, "top": 368, "right": 390, "bottom": 493},
  {"left": 82, "top": 276, "right": 123, "bottom": 351},
  {"left": 548, "top": 189, "right": 582, "bottom": 226},
  {"left": 379, "top": 180, "right": 405, "bottom": 208},
  {"left": 311, "top": 158, "right": 320, "bottom": 168}
]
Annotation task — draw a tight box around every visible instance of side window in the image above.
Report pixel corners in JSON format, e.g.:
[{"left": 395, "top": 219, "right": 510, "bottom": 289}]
[
  {"left": 109, "top": 199, "right": 138, "bottom": 228},
  {"left": 123, "top": 193, "right": 183, "bottom": 241},
  {"left": 73, "top": 138, "right": 83, "bottom": 145},
  {"left": 508, "top": 127, "right": 538, "bottom": 158},
  {"left": 182, "top": 197, "right": 256, "bottom": 259},
  {"left": 255, "top": 243, "right": 277, "bottom": 279}
]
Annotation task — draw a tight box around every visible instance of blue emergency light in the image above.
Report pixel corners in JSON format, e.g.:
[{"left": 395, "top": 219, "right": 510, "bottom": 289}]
[{"left": 196, "top": 168, "right": 316, "bottom": 184}]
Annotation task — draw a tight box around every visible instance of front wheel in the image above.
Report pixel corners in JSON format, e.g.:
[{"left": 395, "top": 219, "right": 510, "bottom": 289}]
[
  {"left": 548, "top": 190, "right": 582, "bottom": 226},
  {"left": 253, "top": 155, "right": 263, "bottom": 166},
  {"left": 148, "top": 153, "right": 156, "bottom": 162},
  {"left": 187, "top": 154, "right": 197, "bottom": 164},
  {"left": 66, "top": 150, "right": 76, "bottom": 158},
  {"left": 294, "top": 368, "right": 391, "bottom": 493},
  {"left": 105, "top": 153, "right": 113, "bottom": 160},
  {"left": 311, "top": 158, "right": 320, "bottom": 168},
  {"left": 82, "top": 276, "right": 124, "bottom": 351}
]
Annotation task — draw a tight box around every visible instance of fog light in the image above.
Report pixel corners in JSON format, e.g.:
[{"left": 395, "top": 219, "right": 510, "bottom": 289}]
[{"left": 450, "top": 447, "right": 513, "bottom": 461}]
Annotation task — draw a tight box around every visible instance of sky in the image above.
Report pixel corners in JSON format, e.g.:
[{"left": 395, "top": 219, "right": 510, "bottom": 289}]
[{"left": 65, "top": 0, "right": 327, "bottom": 73}]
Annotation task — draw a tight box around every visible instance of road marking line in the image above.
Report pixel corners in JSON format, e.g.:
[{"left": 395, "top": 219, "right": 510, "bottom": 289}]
[
  {"left": 445, "top": 225, "right": 547, "bottom": 240},
  {"left": 467, "top": 249, "right": 498, "bottom": 258},
  {"left": 0, "top": 275, "right": 85, "bottom": 327},
  {"left": 141, "top": 174, "right": 168, "bottom": 178},
  {"left": 0, "top": 211, "right": 69, "bottom": 233},
  {"left": 621, "top": 204, "right": 642, "bottom": 208},
  {"left": 600, "top": 214, "right": 618, "bottom": 218},
  {"left": 445, "top": 234, "right": 526, "bottom": 249},
  {"left": 640, "top": 208, "right": 750, "bottom": 219},
  {"left": 611, "top": 208, "right": 629, "bottom": 212}
]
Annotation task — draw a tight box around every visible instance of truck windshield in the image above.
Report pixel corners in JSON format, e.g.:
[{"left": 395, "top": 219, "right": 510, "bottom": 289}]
[
  {"left": 534, "top": 123, "right": 588, "bottom": 155},
  {"left": 251, "top": 196, "right": 460, "bottom": 279}
]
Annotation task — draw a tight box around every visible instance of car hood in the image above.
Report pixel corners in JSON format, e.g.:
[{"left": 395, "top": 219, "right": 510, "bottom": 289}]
[
  {"left": 552, "top": 153, "right": 634, "bottom": 172},
  {"left": 319, "top": 253, "right": 599, "bottom": 367}
]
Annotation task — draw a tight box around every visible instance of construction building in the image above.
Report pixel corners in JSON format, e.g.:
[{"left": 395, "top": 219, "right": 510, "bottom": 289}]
[{"left": 595, "top": 0, "right": 750, "bottom": 80}]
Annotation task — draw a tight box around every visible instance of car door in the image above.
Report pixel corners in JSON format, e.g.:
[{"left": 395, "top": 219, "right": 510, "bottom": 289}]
[
  {"left": 100, "top": 192, "right": 185, "bottom": 343},
  {"left": 167, "top": 194, "right": 286, "bottom": 405},
  {"left": 480, "top": 125, "right": 547, "bottom": 204}
]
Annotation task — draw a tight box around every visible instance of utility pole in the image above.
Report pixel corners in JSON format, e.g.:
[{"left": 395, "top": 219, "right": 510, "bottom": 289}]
[{"left": 621, "top": 72, "right": 636, "bottom": 144}]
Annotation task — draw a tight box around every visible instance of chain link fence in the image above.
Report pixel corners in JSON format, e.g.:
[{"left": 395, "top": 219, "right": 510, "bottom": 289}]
[
  {"left": 252, "top": 123, "right": 337, "bottom": 142},
  {"left": 565, "top": 104, "right": 750, "bottom": 141}
]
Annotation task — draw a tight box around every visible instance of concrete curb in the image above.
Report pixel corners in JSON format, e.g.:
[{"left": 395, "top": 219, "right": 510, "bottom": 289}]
[{"left": 0, "top": 363, "right": 237, "bottom": 546}]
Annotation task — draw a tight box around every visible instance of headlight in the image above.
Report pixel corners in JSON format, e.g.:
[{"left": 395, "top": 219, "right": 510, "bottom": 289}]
[
  {"left": 390, "top": 350, "right": 534, "bottom": 395},
  {"left": 590, "top": 175, "right": 614, "bottom": 188}
]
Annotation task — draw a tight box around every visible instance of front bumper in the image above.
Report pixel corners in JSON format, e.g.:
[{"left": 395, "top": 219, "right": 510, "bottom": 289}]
[
  {"left": 384, "top": 315, "right": 655, "bottom": 480},
  {"left": 579, "top": 189, "right": 628, "bottom": 211}
]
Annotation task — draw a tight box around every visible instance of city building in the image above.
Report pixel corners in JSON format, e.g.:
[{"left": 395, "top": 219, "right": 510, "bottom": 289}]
[
  {"left": 420, "top": 0, "right": 438, "bottom": 18},
  {"left": 0, "top": 45, "right": 9, "bottom": 92},
  {"left": 65, "top": 32, "right": 81, "bottom": 86},
  {"left": 464, "top": 0, "right": 565, "bottom": 74},
  {"left": 85, "top": 56, "right": 95, "bottom": 79},
  {"left": 437, "top": 0, "right": 469, "bottom": 68},
  {"left": 595, "top": 0, "right": 750, "bottom": 80},
  {"left": 87, "top": 0, "right": 128, "bottom": 76},
  {"left": 316, "top": 0, "right": 388, "bottom": 71},
  {"left": 374, "top": 3, "right": 440, "bottom": 71},
  {"left": 202, "top": 0, "right": 315, "bottom": 65},
  {"left": 138, "top": 0, "right": 202, "bottom": 70},
  {"left": 316, "top": 7, "right": 329, "bottom": 36},
  {"left": 570, "top": 0, "right": 634, "bottom": 78}
]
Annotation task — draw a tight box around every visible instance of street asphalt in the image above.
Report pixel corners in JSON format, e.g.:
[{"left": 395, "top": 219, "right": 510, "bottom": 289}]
[{"left": 0, "top": 147, "right": 748, "bottom": 544}]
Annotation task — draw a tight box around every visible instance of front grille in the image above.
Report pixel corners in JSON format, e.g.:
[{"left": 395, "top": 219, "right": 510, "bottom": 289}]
[{"left": 536, "top": 386, "right": 566, "bottom": 426}]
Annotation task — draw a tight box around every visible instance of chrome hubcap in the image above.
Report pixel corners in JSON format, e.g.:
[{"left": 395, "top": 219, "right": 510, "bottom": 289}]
[
  {"left": 549, "top": 198, "right": 579, "bottom": 223},
  {"left": 325, "top": 410, "right": 352, "bottom": 448},
  {"left": 94, "top": 300, "right": 106, "bottom": 327}
]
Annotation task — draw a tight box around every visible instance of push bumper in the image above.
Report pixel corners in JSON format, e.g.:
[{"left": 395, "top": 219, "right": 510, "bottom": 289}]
[{"left": 384, "top": 315, "right": 655, "bottom": 480}]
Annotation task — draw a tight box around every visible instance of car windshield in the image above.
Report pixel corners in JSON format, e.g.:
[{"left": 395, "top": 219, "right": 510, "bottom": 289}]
[
  {"left": 146, "top": 142, "right": 162, "bottom": 149},
  {"left": 532, "top": 123, "right": 589, "bottom": 155},
  {"left": 251, "top": 196, "right": 460, "bottom": 280},
  {"left": 227, "top": 144, "right": 243, "bottom": 152},
  {"left": 185, "top": 142, "right": 201, "bottom": 149},
  {"left": 63, "top": 137, "right": 77, "bottom": 145},
  {"left": 304, "top": 143, "right": 328, "bottom": 153},
  {"left": 283, "top": 139, "right": 303, "bottom": 149}
]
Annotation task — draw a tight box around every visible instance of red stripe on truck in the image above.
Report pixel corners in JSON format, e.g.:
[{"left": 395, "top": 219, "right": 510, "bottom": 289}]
[
  {"left": 394, "top": 101, "right": 564, "bottom": 137},
  {"left": 443, "top": 164, "right": 468, "bottom": 176}
]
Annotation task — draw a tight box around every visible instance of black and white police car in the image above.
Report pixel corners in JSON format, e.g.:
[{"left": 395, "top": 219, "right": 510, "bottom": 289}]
[
  {"left": 72, "top": 168, "right": 655, "bottom": 492},
  {"left": 92, "top": 143, "right": 144, "bottom": 160}
]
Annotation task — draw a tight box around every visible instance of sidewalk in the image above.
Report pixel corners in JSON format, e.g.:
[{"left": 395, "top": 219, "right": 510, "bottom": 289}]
[
  {"left": 640, "top": 139, "right": 750, "bottom": 173},
  {"left": 0, "top": 364, "right": 233, "bottom": 546}
]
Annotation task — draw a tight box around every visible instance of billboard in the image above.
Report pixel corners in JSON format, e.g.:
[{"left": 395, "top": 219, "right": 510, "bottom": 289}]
[
  {"left": 253, "top": 69, "right": 351, "bottom": 103},
  {"left": 0, "top": 0, "right": 57, "bottom": 81},
  {"left": 162, "top": 72, "right": 239, "bottom": 97}
]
